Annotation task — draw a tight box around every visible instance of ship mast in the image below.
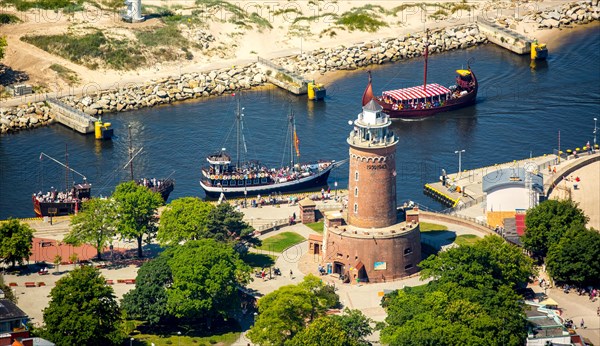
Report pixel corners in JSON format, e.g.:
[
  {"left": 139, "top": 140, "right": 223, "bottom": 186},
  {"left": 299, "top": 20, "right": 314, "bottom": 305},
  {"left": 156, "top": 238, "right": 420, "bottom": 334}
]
[
  {"left": 65, "top": 144, "right": 69, "bottom": 190},
  {"left": 423, "top": 29, "right": 429, "bottom": 92},
  {"left": 236, "top": 99, "right": 241, "bottom": 169},
  {"left": 128, "top": 125, "right": 134, "bottom": 181}
]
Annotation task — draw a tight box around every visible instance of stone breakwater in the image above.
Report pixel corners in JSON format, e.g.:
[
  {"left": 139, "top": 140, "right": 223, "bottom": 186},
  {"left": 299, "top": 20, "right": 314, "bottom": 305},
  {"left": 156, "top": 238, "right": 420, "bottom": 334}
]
[
  {"left": 490, "top": 0, "right": 599, "bottom": 30},
  {"left": 273, "top": 25, "right": 486, "bottom": 75}
]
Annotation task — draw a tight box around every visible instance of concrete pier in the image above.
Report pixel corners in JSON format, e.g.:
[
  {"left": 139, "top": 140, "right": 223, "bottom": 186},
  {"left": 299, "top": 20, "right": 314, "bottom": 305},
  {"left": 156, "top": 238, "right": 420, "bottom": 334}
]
[
  {"left": 46, "top": 98, "right": 97, "bottom": 134},
  {"left": 476, "top": 16, "right": 532, "bottom": 54},
  {"left": 256, "top": 57, "right": 309, "bottom": 95}
]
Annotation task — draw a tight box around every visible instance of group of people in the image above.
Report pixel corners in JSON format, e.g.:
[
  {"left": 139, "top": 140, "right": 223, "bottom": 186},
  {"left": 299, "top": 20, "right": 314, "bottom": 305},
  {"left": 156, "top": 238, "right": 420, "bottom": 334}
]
[
  {"left": 33, "top": 188, "right": 77, "bottom": 203},
  {"left": 138, "top": 178, "right": 164, "bottom": 189},
  {"left": 383, "top": 96, "right": 449, "bottom": 111}
]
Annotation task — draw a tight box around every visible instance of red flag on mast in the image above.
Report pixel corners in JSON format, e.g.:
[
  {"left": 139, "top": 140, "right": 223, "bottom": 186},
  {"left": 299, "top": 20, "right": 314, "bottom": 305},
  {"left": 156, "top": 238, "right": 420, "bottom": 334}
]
[{"left": 294, "top": 130, "right": 300, "bottom": 157}]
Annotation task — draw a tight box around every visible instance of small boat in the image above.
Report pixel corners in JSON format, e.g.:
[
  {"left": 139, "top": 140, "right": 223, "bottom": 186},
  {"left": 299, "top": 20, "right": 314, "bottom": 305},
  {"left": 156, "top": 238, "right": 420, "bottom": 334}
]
[
  {"left": 32, "top": 147, "right": 91, "bottom": 217},
  {"left": 362, "top": 29, "right": 478, "bottom": 120},
  {"left": 125, "top": 125, "right": 174, "bottom": 202},
  {"left": 200, "top": 100, "right": 338, "bottom": 199}
]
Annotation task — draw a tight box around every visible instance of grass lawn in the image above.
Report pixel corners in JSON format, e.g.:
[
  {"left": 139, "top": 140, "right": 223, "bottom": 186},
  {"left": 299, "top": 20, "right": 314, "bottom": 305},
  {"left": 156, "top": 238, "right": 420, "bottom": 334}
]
[
  {"left": 131, "top": 331, "right": 240, "bottom": 346},
  {"left": 242, "top": 253, "right": 277, "bottom": 268},
  {"left": 420, "top": 222, "right": 449, "bottom": 232},
  {"left": 305, "top": 221, "right": 324, "bottom": 234},
  {"left": 454, "top": 234, "right": 480, "bottom": 246},
  {"left": 257, "top": 232, "right": 305, "bottom": 253}
]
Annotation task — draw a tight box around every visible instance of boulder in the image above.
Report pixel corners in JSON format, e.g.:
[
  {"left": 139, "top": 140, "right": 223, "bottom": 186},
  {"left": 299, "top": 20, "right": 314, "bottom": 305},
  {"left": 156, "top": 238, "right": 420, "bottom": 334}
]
[{"left": 156, "top": 90, "right": 168, "bottom": 98}]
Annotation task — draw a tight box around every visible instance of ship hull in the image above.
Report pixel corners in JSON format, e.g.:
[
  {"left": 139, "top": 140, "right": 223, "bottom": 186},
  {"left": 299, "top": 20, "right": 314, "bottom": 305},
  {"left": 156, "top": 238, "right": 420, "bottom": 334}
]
[
  {"left": 33, "top": 197, "right": 78, "bottom": 217},
  {"left": 147, "top": 179, "right": 175, "bottom": 202},
  {"left": 200, "top": 166, "right": 333, "bottom": 199},
  {"left": 377, "top": 90, "right": 477, "bottom": 120}
]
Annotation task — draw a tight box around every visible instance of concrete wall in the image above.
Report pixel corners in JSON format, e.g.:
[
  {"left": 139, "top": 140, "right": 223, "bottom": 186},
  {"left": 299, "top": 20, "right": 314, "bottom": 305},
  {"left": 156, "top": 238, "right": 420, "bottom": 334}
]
[
  {"left": 477, "top": 18, "right": 531, "bottom": 54},
  {"left": 486, "top": 186, "right": 532, "bottom": 212}
]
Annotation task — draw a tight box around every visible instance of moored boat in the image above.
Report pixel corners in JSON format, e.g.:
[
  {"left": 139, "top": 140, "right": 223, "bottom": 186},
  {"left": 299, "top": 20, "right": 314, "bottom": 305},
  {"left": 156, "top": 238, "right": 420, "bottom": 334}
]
[
  {"left": 362, "top": 29, "right": 478, "bottom": 120},
  {"left": 200, "top": 100, "right": 338, "bottom": 199},
  {"left": 125, "top": 125, "right": 174, "bottom": 202},
  {"left": 32, "top": 149, "right": 91, "bottom": 217}
]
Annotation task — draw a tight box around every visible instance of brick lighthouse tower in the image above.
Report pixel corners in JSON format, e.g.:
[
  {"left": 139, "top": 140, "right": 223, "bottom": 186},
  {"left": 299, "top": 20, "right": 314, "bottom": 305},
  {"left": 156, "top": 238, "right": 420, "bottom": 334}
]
[
  {"left": 322, "top": 100, "right": 421, "bottom": 283},
  {"left": 347, "top": 100, "right": 398, "bottom": 228}
]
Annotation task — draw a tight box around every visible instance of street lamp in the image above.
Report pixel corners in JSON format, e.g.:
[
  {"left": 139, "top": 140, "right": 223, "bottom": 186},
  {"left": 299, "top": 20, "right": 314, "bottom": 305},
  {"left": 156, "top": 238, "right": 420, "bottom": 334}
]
[
  {"left": 130, "top": 337, "right": 134, "bottom": 346},
  {"left": 177, "top": 331, "right": 181, "bottom": 346},
  {"left": 594, "top": 117, "right": 598, "bottom": 149},
  {"left": 334, "top": 181, "right": 338, "bottom": 198},
  {"left": 454, "top": 150, "right": 465, "bottom": 176}
]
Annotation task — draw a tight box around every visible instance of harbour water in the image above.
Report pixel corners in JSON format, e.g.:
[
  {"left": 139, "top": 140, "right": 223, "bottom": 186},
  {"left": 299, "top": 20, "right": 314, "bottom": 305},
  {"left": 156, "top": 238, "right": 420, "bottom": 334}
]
[{"left": 1, "top": 27, "right": 599, "bottom": 219}]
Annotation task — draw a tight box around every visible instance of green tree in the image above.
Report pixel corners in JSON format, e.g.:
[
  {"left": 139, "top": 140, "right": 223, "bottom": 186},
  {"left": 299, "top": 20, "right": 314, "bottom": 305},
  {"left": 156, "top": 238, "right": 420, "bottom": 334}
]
[
  {"left": 522, "top": 199, "right": 588, "bottom": 258},
  {"left": 206, "top": 202, "right": 259, "bottom": 248},
  {"left": 157, "top": 197, "right": 214, "bottom": 246},
  {"left": 286, "top": 309, "right": 373, "bottom": 346},
  {"left": 64, "top": 198, "right": 116, "bottom": 260},
  {"left": 53, "top": 254, "right": 62, "bottom": 273},
  {"left": 546, "top": 225, "right": 600, "bottom": 287},
  {"left": 0, "top": 219, "right": 34, "bottom": 268},
  {"left": 42, "top": 266, "right": 123, "bottom": 346},
  {"left": 0, "top": 275, "right": 17, "bottom": 303},
  {"left": 0, "top": 36, "right": 7, "bottom": 60},
  {"left": 113, "top": 181, "right": 164, "bottom": 258},
  {"left": 247, "top": 274, "right": 339, "bottom": 346},
  {"left": 121, "top": 253, "right": 173, "bottom": 326},
  {"left": 420, "top": 235, "right": 535, "bottom": 290},
  {"left": 166, "top": 239, "right": 251, "bottom": 321}
]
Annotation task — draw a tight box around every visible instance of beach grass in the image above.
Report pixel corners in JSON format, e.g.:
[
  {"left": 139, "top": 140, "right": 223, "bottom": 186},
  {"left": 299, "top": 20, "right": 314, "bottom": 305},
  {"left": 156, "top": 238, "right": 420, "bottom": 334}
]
[
  {"left": 258, "top": 232, "right": 305, "bottom": 253},
  {"left": 0, "top": 0, "right": 83, "bottom": 11},
  {"left": 49, "top": 64, "right": 79, "bottom": 85},
  {"left": 0, "top": 13, "right": 21, "bottom": 24}
]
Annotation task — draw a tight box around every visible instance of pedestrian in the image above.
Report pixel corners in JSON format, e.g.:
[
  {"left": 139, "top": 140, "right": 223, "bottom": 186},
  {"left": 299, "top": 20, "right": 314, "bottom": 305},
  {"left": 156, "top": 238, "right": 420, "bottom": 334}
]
[
  {"left": 290, "top": 269, "right": 293, "bottom": 279},
  {"left": 580, "top": 318, "right": 584, "bottom": 328}
]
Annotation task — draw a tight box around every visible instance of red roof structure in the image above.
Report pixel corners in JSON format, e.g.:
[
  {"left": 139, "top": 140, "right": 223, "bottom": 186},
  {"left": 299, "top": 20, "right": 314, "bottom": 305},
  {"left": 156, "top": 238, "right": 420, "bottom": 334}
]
[{"left": 383, "top": 83, "right": 451, "bottom": 101}]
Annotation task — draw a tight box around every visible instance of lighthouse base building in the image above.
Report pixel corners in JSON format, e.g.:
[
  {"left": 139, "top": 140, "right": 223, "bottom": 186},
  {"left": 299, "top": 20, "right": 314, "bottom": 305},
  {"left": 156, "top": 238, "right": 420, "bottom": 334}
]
[{"left": 321, "top": 100, "right": 421, "bottom": 284}]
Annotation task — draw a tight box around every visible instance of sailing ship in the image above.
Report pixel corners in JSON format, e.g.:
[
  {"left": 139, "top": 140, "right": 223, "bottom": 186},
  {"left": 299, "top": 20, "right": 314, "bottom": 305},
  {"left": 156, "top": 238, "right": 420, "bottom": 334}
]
[
  {"left": 362, "top": 29, "right": 478, "bottom": 120},
  {"left": 32, "top": 147, "right": 91, "bottom": 217},
  {"left": 199, "top": 101, "right": 337, "bottom": 199},
  {"left": 125, "top": 125, "right": 174, "bottom": 202}
]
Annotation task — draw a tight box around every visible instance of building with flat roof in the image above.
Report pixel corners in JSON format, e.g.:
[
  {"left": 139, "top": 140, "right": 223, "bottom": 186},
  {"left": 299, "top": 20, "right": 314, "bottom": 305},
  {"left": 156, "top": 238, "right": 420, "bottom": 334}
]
[{"left": 321, "top": 100, "right": 421, "bottom": 283}]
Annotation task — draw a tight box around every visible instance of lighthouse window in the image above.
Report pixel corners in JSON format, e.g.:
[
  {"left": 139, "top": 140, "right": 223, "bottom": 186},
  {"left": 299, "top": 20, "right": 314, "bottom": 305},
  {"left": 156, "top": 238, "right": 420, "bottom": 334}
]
[
  {"left": 405, "top": 264, "right": 413, "bottom": 270},
  {"left": 404, "top": 248, "right": 412, "bottom": 255},
  {"left": 354, "top": 187, "right": 358, "bottom": 197},
  {"left": 354, "top": 203, "right": 358, "bottom": 213},
  {"left": 355, "top": 171, "right": 359, "bottom": 181}
]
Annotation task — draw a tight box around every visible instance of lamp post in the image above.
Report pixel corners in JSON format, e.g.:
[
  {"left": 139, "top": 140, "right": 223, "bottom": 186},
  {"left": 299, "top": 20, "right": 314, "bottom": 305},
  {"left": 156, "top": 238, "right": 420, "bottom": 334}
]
[
  {"left": 334, "top": 181, "right": 338, "bottom": 198},
  {"left": 130, "top": 337, "right": 134, "bottom": 346},
  {"left": 594, "top": 117, "right": 598, "bottom": 149},
  {"left": 454, "top": 150, "right": 465, "bottom": 177},
  {"left": 177, "top": 331, "right": 181, "bottom": 346},
  {"left": 244, "top": 186, "right": 247, "bottom": 208}
]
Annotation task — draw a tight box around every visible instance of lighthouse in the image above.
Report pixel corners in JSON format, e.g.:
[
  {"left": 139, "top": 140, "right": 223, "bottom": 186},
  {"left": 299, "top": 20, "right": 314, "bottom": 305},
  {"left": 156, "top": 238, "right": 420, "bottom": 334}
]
[{"left": 322, "top": 100, "right": 421, "bottom": 284}]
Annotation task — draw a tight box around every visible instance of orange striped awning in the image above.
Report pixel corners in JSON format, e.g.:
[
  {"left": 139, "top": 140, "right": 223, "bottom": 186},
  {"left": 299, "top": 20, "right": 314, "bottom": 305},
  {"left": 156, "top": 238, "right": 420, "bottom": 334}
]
[{"left": 383, "top": 83, "right": 451, "bottom": 101}]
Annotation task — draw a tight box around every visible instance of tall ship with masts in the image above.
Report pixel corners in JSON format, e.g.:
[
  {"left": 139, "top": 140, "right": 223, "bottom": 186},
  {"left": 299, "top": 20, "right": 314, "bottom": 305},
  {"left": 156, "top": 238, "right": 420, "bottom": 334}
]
[
  {"left": 362, "top": 29, "right": 478, "bottom": 120},
  {"left": 125, "top": 125, "right": 175, "bottom": 202},
  {"left": 32, "top": 146, "right": 91, "bottom": 217},
  {"left": 200, "top": 100, "right": 339, "bottom": 198}
]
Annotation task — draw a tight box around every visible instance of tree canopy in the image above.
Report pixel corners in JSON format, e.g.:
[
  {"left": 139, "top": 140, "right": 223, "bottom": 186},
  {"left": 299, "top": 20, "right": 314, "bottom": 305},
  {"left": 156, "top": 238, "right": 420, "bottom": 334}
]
[
  {"left": 121, "top": 253, "right": 173, "bottom": 326},
  {"left": 546, "top": 225, "right": 600, "bottom": 287},
  {"left": 157, "top": 197, "right": 214, "bottom": 245},
  {"left": 166, "top": 239, "right": 251, "bottom": 320},
  {"left": 522, "top": 199, "right": 588, "bottom": 258},
  {"left": 113, "top": 181, "right": 164, "bottom": 257},
  {"left": 247, "top": 274, "right": 340, "bottom": 346},
  {"left": 380, "top": 236, "right": 535, "bottom": 346},
  {"left": 286, "top": 309, "right": 373, "bottom": 346},
  {"left": 205, "top": 202, "right": 259, "bottom": 248},
  {"left": 64, "top": 198, "right": 116, "bottom": 260},
  {"left": 0, "top": 36, "right": 7, "bottom": 60},
  {"left": 0, "top": 219, "right": 34, "bottom": 267},
  {"left": 42, "top": 266, "right": 123, "bottom": 346}
]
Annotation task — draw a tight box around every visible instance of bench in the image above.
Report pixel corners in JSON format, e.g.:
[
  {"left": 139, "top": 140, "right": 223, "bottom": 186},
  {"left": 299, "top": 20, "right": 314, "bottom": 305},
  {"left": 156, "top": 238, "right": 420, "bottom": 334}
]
[
  {"left": 8, "top": 282, "right": 17, "bottom": 287},
  {"left": 117, "top": 279, "right": 125, "bottom": 284},
  {"left": 24, "top": 282, "right": 36, "bottom": 288},
  {"left": 105, "top": 280, "right": 114, "bottom": 285},
  {"left": 124, "top": 279, "right": 136, "bottom": 284},
  {"left": 37, "top": 282, "right": 45, "bottom": 287}
]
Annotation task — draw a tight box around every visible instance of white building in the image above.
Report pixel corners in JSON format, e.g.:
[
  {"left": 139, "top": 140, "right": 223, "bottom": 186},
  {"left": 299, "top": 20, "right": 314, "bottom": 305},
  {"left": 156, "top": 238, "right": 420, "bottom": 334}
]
[{"left": 483, "top": 167, "right": 543, "bottom": 212}]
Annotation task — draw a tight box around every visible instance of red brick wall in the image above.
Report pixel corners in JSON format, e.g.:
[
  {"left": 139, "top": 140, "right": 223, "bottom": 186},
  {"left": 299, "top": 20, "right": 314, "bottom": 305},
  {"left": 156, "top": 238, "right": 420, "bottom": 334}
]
[
  {"left": 324, "top": 226, "right": 421, "bottom": 283},
  {"left": 347, "top": 145, "right": 397, "bottom": 228}
]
